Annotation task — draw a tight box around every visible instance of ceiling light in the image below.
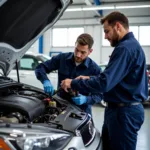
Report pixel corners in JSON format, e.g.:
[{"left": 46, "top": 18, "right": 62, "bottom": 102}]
[
  {"left": 66, "top": 8, "right": 83, "bottom": 12},
  {"left": 82, "top": 6, "right": 114, "bottom": 11},
  {"left": 65, "top": 4, "right": 150, "bottom": 12},
  {"left": 116, "top": 5, "right": 150, "bottom": 9}
]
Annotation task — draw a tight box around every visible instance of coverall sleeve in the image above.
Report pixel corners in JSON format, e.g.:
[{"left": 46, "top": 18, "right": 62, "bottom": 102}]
[
  {"left": 35, "top": 54, "right": 61, "bottom": 83},
  {"left": 86, "top": 93, "right": 103, "bottom": 105},
  {"left": 86, "top": 63, "right": 103, "bottom": 104},
  {"left": 71, "top": 46, "right": 133, "bottom": 94}
]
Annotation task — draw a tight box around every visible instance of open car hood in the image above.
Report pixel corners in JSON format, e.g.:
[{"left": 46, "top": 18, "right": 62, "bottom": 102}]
[{"left": 0, "top": 0, "right": 71, "bottom": 76}]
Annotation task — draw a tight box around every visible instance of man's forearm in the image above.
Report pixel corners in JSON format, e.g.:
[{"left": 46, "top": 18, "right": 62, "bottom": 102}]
[
  {"left": 86, "top": 93, "right": 103, "bottom": 105},
  {"left": 71, "top": 77, "right": 103, "bottom": 94}
]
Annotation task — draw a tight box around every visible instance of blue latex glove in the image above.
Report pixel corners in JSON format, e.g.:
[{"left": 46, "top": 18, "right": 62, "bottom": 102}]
[
  {"left": 72, "top": 94, "right": 87, "bottom": 105},
  {"left": 43, "top": 80, "right": 54, "bottom": 96}
]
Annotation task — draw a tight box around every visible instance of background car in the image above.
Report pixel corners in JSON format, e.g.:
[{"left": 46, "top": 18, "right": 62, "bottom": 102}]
[
  {"left": 143, "top": 64, "right": 150, "bottom": 105},
  {"left": 8, "top": 52, "right": 58, "bottom": 90},
  {"left": 99, "top": 63, "right": 108, "bottom": 72},
  {"left": 147, "top": 64, "right": 150, "bottom": 92}
]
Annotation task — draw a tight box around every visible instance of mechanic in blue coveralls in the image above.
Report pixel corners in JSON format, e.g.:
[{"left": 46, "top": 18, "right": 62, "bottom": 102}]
[
  {"left": 35, "top": 33, "right": 103, "bottom": 115},
  {"left": 61, "top": 12, "right": 148, "bottom": 150}
]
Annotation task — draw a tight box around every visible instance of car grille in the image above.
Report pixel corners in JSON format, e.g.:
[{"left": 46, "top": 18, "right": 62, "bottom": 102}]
[{"left": 76, "top": 115, "right": 96, "bottom": 146}]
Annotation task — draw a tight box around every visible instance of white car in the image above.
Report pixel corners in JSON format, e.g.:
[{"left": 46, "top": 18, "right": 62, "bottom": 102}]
[{"left": 8, "top": 52, "right": 58, "bottom": 89}]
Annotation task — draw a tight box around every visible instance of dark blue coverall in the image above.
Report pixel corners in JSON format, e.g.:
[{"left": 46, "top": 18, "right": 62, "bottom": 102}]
[
  {"left": 70, "top": 32, "right": 148, "bottom": 150},
  {"left": 35, "top": 52, "right": 103, "bottom": 115}
]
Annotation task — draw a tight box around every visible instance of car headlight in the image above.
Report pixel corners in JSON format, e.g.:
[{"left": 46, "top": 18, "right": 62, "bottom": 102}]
[{"left": 16, "top": 133, "right": 71, "bottom": 150}]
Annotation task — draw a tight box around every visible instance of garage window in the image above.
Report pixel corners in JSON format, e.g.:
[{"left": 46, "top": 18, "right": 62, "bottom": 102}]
[
  {"left": 129, "top": 26, "right": 138, "bottom": 40},
  {"left": 68, "top": 28, "right": 84, "bottom": 46},
  {"left": 139, "top": 26, "right": 150, "bottom": 46},
  {"left": 102, "top": 31, "right": 110, "bottom": 46},
  {"left": 52, "top": 27, "right": 84, "bottom": 47},
  {"left": 52, "top": 28, "right": 68, "bottom": 47}
]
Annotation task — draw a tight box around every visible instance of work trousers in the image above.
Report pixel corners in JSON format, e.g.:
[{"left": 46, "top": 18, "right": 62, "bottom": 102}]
[{"left": 102, "top": 104, "right": 144, "bottom": 150}]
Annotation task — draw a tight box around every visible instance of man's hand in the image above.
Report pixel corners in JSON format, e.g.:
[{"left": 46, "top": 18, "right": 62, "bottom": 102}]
[
  {"left": 43, "top": 80, "right": 54, "bottom": 96},
  {"left": 75, "top": 75, "right": 90, "bottom": 80},
  {"left": 72, "top": 94, "right": 87, "bottom": 105},
  {"left": 61, "top": 79, "right": 72, "bottom": 92}
]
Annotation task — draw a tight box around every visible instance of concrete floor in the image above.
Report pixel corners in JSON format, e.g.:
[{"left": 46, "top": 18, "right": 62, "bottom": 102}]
[{"left": 92, "top": 104, "right": 150, "bottom": 150}]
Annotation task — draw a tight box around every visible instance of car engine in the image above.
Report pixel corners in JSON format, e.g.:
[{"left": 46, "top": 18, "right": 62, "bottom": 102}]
[{"left": 0, "top": 85, "right": 67, "bottom": 124}]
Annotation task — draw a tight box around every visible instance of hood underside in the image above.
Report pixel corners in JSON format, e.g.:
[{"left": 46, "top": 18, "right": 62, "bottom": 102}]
[{"left": 0, "top": 0, "right": 71, "bottom": 76}]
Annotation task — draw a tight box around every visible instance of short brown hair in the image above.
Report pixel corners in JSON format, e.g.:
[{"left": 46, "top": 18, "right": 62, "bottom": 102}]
[
  {"left": 76, "top": 33, "right": 94, "bottom": 49},
  {"left": 101, "top": 11, "right": 129, "bottom": 29}
]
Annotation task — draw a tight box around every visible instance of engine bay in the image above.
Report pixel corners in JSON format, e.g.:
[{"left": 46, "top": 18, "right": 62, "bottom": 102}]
[
  {"left": 0, "top": 85, "right": 68, "bottom": 124},
  {"left": 0, "top": 84, "right": 87, "bottom": 130}
]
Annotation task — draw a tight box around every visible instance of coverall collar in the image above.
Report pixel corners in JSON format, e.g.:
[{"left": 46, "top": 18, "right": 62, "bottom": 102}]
[
  {"left": 66, "top": 53, "right": 90, "bottom": 68},
  {"left": 120, "top": 32, "right": 134, "bottom": 43}
]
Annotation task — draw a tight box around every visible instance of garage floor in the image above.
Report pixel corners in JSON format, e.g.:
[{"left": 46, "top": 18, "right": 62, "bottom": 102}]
[{"left": 92, "top": 104, "right": 150, "bottom": 150}]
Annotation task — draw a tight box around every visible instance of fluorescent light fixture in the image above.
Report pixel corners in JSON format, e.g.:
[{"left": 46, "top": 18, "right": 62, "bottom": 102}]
[
  {"left": 66, "top": 8, "right": 83, "bottom": 12},
  {"left": 66, "top": 6, "right": 114, "bottom": 12},
  {"left": 117, "top": 5, "right": 150, "bottom": 9},
  {"left": 82, "top": 6, "right": 114, "bottom": 11},
  {"left": 65, "top": 4, "right": 150, "bottom": 12}
]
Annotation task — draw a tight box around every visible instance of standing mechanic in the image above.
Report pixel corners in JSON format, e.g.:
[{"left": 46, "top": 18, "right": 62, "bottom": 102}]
[
  {"left": 35, "top": 33, "right": 103, "bottom": 115},
  {"left": 61, "top": 11, "right": 148, "bottom": 150}
]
